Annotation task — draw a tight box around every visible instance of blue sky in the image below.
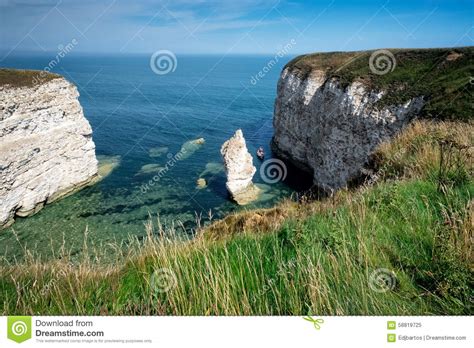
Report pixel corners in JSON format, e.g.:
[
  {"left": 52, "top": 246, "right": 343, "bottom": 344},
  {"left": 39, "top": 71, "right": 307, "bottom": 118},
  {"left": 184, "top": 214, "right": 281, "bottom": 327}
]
[{"left": 0, "top": 0, "right": 472, "bottom": 56}]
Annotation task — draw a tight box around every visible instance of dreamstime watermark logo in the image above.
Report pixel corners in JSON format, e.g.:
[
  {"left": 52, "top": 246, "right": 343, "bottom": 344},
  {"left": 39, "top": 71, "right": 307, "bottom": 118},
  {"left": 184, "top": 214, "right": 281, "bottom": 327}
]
[
  {"left": 150, "top": 50, "right": 178, "bottom": 75},
  {"left": 259, "top": 158, "right": 287, "bottom": 184},
  {"left": 7, "top": 316, "right": 32, "bottom": 343},
  {"left": 139, "top": 150, "right": 187, "bottom": 194},
  {"left": 150, "top": 267, "right": 177, "bottom": 293},
  {"left": 250, "top": 258, "right": 298, "bottom": 304},
  {"left": 11, "top": 321, "right": 28, "bottom": 335},
  {"left": 369, "top": 49, "right": 396, "bottom": 75},
  {"left": 368, "top": 268, "right": 397, "bottom": 293},
  {"left": 32, "top": 38, "right": 79, "bottom": 85},
  {"left": 250, "top": 38, "right": 297, "bottom": 85},
  {"left": 38, "top": 280, "right": 55, "bottom": 297}
]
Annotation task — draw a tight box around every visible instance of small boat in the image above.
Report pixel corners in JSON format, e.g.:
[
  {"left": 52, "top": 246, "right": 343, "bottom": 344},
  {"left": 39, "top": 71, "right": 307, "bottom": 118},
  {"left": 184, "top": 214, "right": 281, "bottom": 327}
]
[{"left": 256, "top": 147, "right": 265, "bottom": 160}]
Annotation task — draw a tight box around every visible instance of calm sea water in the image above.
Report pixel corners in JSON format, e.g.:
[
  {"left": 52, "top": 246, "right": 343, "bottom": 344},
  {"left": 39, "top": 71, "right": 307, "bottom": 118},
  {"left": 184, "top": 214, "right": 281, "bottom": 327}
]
[{"left": 0, "top": 53, "right": 309, "bottom": 262}]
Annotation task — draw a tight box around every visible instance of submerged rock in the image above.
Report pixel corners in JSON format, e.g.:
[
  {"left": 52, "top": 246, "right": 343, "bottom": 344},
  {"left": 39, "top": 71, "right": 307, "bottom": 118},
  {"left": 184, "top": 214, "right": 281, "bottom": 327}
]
[
  {"left": 179, "top": 137, "right": 205, "bottom": 160},
  {"left": 86, "top": 155, "right": 120, "bottom": 186},
  {"left": 199, "top": 162, "right": 225, "bottom": 177},
  {"left": 148, "top": 146, "right": 169, "bottom": 158},
  {"left": 97, "top": 155, "right": 120, "bottom": 177},
  {"left": 136, "top": 163, "right": 165, "bottom": 176},
  {"left": 193, "top": 138, "right": 205, "bottom": 145},
  {"left": 220, "top": 130, "right": 260, "bottom": 205},
  {"left": 196, "top": 178, "right": 207, "bottom": 189}
]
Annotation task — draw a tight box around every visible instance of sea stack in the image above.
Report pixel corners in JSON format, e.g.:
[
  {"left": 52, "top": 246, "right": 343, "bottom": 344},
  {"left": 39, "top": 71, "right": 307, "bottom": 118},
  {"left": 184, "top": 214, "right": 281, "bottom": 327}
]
[
  {"left": 0, "top": 69, "right": 99, "bottom": 228},
  {"left": 220, "top": 129, "right": 260, "bottom": 205}
]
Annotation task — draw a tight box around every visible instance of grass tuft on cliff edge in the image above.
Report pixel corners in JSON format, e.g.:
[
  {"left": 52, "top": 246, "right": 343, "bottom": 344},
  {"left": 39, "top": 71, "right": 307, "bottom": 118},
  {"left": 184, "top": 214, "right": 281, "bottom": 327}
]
[
  {"left": 0, "top": 68, "right": 61, "bottom": 88},
  {"left": 285, "top": 47, "right": 474, "bottom": 121},
  {"left": 0, "top": 120, "right": 472, "bottom": 315}
]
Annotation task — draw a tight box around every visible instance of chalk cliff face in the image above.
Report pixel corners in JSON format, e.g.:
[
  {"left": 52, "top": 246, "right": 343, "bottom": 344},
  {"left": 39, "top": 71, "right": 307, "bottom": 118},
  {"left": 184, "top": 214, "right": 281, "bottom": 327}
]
[
  {"left": 272, "top": 65, "right": 425, "bottom": 191},
  {"left": 221, "top": 129, "right": 260, "bottom": 205},
  {"left": 0, "top": 73, "right": 98, "bottom": 228}
]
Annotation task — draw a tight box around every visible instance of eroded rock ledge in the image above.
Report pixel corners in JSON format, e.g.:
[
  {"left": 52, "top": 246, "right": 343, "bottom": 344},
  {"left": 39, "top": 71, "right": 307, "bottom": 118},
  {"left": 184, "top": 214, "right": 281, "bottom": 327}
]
[
  {"left": 272, "top": 61, "right": 425, "bottom": 191},
  {"left": 0, "top": 70, "right": 98, "bottom": 228}
]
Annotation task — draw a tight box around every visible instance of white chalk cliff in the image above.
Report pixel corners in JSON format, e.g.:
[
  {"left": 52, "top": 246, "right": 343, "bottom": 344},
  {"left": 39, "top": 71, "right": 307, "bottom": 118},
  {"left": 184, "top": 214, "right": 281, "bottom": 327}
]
[
  {"left": 0, "top": 73, "right": 98, "bottom": 228},
  {"left": 272, "top": 65, "right": 425, "bottom": 191},
  {"left": 221, "top": 130, "right": 260, "bottom": 205}
]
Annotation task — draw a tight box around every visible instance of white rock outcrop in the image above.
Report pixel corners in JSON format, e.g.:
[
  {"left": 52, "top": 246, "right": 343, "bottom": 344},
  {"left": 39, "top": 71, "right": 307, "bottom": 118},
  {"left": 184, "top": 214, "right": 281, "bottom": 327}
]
[
  {"left": 0, "top": 74, "right": 99, "bottom": 228},
  {"left": 221, "top": 130, "right": 260, "bottom": 205},
  {"left": 272, "top": 66, "right": 425, "bottom": 191}
]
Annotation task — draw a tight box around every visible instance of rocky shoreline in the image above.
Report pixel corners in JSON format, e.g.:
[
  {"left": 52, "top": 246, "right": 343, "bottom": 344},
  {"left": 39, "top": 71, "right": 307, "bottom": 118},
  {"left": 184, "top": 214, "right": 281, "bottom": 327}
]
[{"left": 0, "top": 70, "right": 99, "bottom": 228}]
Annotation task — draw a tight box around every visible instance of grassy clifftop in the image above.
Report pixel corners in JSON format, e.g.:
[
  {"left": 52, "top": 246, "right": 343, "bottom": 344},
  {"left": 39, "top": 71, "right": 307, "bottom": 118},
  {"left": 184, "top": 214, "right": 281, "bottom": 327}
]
[
  {"left": 285, "top": 47, "right": 474, "bottom": 121},
  {"left": 0, "top": 68, "right": 61, "bottom": 88}
]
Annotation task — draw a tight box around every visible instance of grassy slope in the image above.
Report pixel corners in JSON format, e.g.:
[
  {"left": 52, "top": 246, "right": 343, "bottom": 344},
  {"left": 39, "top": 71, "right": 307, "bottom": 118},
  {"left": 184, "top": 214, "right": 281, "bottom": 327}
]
[
  {"left": 1, "top": 120, "right": 472, "bottom": 315},
  {"left": 286, "top": 47, "right": 474, "bottom": 121}
]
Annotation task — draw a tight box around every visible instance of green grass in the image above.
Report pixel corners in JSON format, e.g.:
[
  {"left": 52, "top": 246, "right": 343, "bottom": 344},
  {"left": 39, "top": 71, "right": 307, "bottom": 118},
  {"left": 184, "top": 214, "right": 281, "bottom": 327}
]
[
  {"left": 0, "top": 121, "right": 472, "bottom": 315},
  {"left": 0, "top": 68, "right": 61, "bottom": 88},
  {"left": 1, "top": 179, "right": 471, "bottom": 315},
  {"left": 286, "top": 47, "right": 474, "bottom": 121}
]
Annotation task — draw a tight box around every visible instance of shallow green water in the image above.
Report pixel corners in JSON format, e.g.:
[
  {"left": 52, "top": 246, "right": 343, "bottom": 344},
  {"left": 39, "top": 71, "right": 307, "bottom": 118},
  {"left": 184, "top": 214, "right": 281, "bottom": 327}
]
[{"left": 0, "top": 54, "right": 309, "bottom": 263}]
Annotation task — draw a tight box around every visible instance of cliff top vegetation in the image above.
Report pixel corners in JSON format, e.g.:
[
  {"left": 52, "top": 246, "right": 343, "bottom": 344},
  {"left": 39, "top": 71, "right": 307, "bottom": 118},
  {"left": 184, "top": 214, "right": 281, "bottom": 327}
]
[
  {"left": 0, "top": 68, "right": 61, "bottom": 88},
  {"left": 285, "top": 47, "right": 474, "bottom": 121}
]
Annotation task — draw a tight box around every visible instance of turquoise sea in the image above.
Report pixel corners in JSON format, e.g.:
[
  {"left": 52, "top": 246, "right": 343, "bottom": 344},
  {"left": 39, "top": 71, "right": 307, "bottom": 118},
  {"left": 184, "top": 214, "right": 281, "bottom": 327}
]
[{"left": 0, "top": 54, "right": 311, "bottom": 262}]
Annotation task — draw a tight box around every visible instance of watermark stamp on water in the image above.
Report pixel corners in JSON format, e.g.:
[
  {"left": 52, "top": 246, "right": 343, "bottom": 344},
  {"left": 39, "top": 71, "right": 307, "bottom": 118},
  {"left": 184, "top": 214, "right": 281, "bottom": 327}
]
[
  {"left": 150, "top": 50, "right": 178, "bottom": 75},
  {"left": 259, "top": 158, "right": 288, "bottom": 184}
]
